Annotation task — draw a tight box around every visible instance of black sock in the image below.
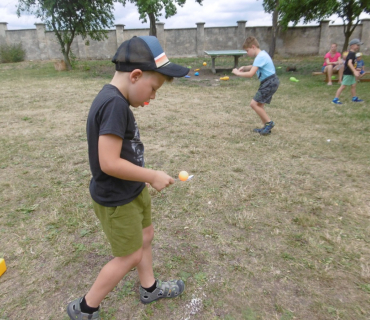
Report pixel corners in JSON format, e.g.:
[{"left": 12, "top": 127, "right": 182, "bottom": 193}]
[
  {"left": 142, "top": 280, "right": 157, "bottom": 293},
  {"left": 80, "top": 296, "right": 99, "bottom": 314}
]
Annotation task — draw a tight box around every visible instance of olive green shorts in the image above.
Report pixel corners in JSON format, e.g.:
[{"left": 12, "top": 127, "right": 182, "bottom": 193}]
[{"left": 93, "top": 187, "right": 151, "bottom": 257}]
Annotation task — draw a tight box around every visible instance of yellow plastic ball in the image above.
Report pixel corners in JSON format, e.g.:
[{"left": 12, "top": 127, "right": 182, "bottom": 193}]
[
  {"left": 203, "top": 62, "right": 207, "bottom": 66},
  {"left": 178, "top": 171, "right": 189, "bottom": 181}
]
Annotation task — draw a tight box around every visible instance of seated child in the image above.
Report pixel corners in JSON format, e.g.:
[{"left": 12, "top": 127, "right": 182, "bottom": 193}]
[{"left": 356, "top": 52, "right": 365, "bottom": 79}]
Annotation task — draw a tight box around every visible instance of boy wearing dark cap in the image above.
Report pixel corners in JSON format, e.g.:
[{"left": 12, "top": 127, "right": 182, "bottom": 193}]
[
  {"left": 67, "top": 36, "right": 189, "bottom": 320},
  {"left": 332, "top": 38, "right": 364, "bottom": 104}
]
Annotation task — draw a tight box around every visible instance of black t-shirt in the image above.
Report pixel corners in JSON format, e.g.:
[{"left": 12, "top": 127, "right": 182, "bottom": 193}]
[
  {"left": 87, "top": 84, "right": 145, "bottom": 206},
  {"left": 343, "top": 51, "right": 357, "bottom": 75}
]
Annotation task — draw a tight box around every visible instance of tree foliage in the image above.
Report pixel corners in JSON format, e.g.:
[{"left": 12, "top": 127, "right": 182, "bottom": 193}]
[
  {"left": 122, "top": 0, "right": 203, "bottom": 36},
  {"left": 263, "top": 0, "right": 279, "bottom": 58},
  {"left": 267, "top": 0, "right": 370, "bottom": 52},
  {"left": 17, "top": 0, "right": 121, "bottom": 70}
]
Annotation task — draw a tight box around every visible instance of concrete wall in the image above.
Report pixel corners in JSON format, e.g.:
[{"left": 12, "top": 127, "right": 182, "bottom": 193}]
[{"left": 0, "top": 19, "right": 369, "bottom": 61}]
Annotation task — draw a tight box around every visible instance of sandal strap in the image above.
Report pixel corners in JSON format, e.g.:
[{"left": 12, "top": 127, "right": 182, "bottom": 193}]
[{"left": 140, "top": 279, "right": 185, "bottom": 304}]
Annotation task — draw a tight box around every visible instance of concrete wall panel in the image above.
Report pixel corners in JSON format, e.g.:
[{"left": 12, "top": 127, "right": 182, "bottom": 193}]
[{"left": 0, "top": 21, "right": 369, "bottom": 61}]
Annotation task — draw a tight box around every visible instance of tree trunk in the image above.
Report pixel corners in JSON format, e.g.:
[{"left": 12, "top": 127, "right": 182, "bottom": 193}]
[
  {"left": 342, "top": 22, "right": 352, "bottom": 52},
  {"left": 269, "top": 6, "right": 279, "bottom": 58},
  {"left": 149, "top": 12, "right": 156, "bottom": 37},
  {"left": 63, "top": 51, "right": 72, "bottom": 71},
  {"left": 53, "top": 29, "right": 73, "bottom": 70},
  {"left": 342, "top": 18, "right": 360, "bottom": 53}
]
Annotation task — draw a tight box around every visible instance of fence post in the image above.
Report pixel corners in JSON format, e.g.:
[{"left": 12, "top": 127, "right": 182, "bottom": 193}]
[
  {"left": 115, "top": 24, "right": 125, "bottom": 48},
  {"left": 318, "top": 20, "right": 330, "bottom": 55},
  {"left": 360, "top": 18, "right": 370, "bottom": 56},
  {"left": 0, "top": 22, "right": 7, "bottom": 45},
  {"left": 156, "top": 22, "right": 165, "bottom": 50},
  {"left": 34, "top": 23, "right": 49, "bottom": 60},
  {"left": 196, "top": 22, "right": 205, "bottom": 56},
  {"left": 237, "top": 20, "right": 247, "bottom": 49}
]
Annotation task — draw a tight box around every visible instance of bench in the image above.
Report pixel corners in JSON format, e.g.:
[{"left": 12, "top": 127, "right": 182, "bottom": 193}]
[
  {"left": 312, "top": 71, "right": 370, "bottom": 82},
  {"left": 204, "top": 50, "right": 247, "bottom": 74}
]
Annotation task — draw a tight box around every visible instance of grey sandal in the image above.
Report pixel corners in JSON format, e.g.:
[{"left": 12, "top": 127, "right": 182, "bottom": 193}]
[
  {"left": 67, "top": 297, "right": 100, "bottom": 320},
  {"left": 140, "top": 279, "right": 185, "bottom": 304}
]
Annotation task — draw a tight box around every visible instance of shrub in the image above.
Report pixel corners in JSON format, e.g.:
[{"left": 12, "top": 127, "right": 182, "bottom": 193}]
[{"left": 0, "top": 43, "right": 26, "bottom": 63}]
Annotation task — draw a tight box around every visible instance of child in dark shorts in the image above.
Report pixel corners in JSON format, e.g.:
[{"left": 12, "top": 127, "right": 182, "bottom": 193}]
[
  {"left": 232, "top": 36, "right": 279, "bottom": 135},
  {"left": 66, "top": 36, "right": 189, "bottom": 320}
]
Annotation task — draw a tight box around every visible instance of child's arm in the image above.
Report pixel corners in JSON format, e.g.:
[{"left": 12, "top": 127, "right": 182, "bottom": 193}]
[
  {"left": 237, "top": 65, "right": 252, "bottom": 72},
  {"left": 325, "top": 57, "right": 333, "bottom": 66},
  {"left": 98, "top": 134, "right": 174, "bottom": 191},
  {"left": 232, "top": 66, "right": 258, "bottom": 78},
  {"left": 347, "top": 59, "right": 360, "bottom": 77}
]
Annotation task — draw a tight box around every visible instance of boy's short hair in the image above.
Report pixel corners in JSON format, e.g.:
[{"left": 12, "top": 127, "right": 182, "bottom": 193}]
[
  {"left": 143, "top": 70, "right": 174, "bottom": 83},
  {"left": 112, "top": 36, "right": 189, "bottom": 78},
  {"left": 243, "top": 36, "right": 260, "bottom": 49}
]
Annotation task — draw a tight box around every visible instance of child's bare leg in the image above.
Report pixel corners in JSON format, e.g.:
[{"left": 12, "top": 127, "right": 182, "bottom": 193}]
[
  {"left": 136, "top": 225, "right": 155, "bottom": 288},
  {"left": 351, "top": 83, "right": 356, "bottom": 97},
  {"left": 250, "top": 99, "right": 270, "bottom": 124},
  {"left": 338, "top": 66, "right": 344, "bottom": 83},
  {"left": 85, "top": 248, "right": 143, "bottom": 308},
  {"left": 335, "top": 85, "right": 346, "bottom": 98}
]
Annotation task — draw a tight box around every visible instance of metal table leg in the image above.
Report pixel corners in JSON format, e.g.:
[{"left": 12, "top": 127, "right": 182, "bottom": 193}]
[
  {"left": 211, "top": 57, "right": 216, "bottom": 74},
  {"left": 234, "top": 55, "right": 240, "bottom": 69}
]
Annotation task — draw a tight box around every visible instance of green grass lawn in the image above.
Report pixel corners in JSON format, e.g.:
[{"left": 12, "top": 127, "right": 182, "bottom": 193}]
[{"left": 0, "top": 56, "right": 369, "bottom": 320}]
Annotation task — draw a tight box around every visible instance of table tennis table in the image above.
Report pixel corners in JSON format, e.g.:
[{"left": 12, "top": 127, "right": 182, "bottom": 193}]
[{"left": 204, "top": 50, "right": 248, "bottom": 74}]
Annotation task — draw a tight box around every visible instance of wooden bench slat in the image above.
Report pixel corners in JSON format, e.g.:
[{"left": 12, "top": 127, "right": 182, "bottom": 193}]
[{"left": 311, "top": 71, "right": 369, "bottom": 82}]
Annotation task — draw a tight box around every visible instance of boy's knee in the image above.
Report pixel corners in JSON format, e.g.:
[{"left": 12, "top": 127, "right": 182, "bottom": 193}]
[
  {"left": 116, "top": 247, "right": 143, "bottom": 268},
  {"left": 142, "top": 225, "right": 154, "bottom": 247},
  {"left": 131, "top": 247, "right": 144, "bottom": 266},
  {"left": 250, "top": 100, "right": 263, "bottom": 110},
  {"left": 250, "top": 100, "right": 257, "bottom": 109}
]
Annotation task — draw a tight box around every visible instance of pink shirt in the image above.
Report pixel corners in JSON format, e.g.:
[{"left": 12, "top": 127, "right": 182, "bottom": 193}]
[{"left": 323, "top": 52, "right": 341, "bottom": 66}]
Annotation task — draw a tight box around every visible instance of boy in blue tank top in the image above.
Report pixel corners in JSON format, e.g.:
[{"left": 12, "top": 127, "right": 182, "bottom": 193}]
[{"left": 232, "top": 36, "right": 280, "bottom": 135}]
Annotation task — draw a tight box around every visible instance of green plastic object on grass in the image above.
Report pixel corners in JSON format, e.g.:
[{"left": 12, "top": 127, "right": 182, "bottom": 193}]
[{"left": 290, "top": 77, "right": 299, "bottom": 82}]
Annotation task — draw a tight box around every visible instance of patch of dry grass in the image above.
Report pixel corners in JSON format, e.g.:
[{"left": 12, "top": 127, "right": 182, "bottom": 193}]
[{"left": 0, "top": 59, "right": 369, "bottom": 320}]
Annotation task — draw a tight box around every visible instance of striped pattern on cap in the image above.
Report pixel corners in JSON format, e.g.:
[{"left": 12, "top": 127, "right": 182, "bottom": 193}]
[{"left": 139, "top": 36, "right": 170, "bottom": 68}]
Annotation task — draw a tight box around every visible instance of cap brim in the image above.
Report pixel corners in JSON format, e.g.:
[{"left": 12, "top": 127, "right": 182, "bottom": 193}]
[
  {"left": 155, "top": 62, "right": 190, "bottom": 77},
  {"left": 351, "top": 41, "right": 363, "bottom": 45}
]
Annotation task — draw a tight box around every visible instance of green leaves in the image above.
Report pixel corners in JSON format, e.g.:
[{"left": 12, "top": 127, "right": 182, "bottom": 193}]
[
  {"left": 17, "top": 0, "right": 117, "bottom": 69},
  {"left": 266, "top": 0, "right": 369, "bottom": 29},
  {"left": 121, "top": 0, "right": 203, "bottom": 35},
  {"left": 263, "top": 0, "right": 369, "bottom": 52}
]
